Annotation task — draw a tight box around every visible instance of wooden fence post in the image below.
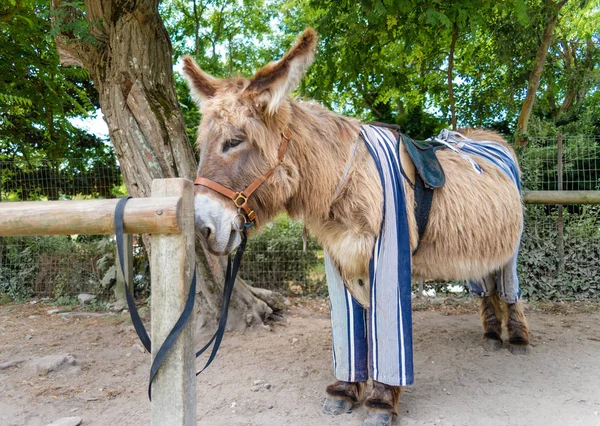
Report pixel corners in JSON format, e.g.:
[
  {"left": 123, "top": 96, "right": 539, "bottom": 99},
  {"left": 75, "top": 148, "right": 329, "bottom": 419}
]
[
  {"left": 557, "top": 133, "right": 564, "bottom": 274},
  {"left": 150, "top": 178, "right": 196, "bottom": 426}
]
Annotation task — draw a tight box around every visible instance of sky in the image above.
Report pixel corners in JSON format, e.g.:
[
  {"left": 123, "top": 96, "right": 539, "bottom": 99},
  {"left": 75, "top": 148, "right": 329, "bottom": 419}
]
[{"left": 70, "top": 108, "right": 109, "bottom": 139}]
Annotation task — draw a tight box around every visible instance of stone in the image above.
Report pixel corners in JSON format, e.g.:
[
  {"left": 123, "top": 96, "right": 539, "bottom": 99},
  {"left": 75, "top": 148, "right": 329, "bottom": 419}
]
[
  {"left": 266, "top": 404, "right": 274, "bottom": 409},
  {"left": 32, "top": 353, "right": 76, "bottom": 375},
  {"left": 77, "top": 294, "right": 96, "bottom": 305},
  {"left": 25, "top": 334, "right": 32, "bottom": 340},
  {"left": 264, "top": 383, "right": 272, "bottom": 390},
  {"left": 46, "top": 416, "right": 83, "bottom": 426},
  {"left": 250, "top": 386, "right": 260, "bottom": 392},
  {"left": 0, "top": 359, "right": 25, "bottom": 370},
  {"left": 107, "top": 299, "right": 127, "bottom": 312},
  {"left": 47, "top": 309, "right": 61, "bottom": 315}
]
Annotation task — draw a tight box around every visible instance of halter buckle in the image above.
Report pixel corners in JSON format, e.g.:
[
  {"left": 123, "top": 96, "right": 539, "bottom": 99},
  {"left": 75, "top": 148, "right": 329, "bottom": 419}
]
[{"left": 233, "top": 192, "right": 248, "bottom": 208}]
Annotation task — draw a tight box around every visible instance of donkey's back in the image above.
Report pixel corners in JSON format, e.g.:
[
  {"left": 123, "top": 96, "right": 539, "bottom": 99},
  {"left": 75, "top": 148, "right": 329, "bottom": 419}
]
[{"left": 405, "top": 129, "right": 523, "bottom": 282}]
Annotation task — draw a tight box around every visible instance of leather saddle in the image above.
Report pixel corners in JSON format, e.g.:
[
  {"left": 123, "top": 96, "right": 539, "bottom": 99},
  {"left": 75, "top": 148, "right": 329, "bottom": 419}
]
[
  {"left": 398, "top": 133, "right": 446, "bottom": 189},
  {"left": 397, "top": 133, "right": 447, "bottom": 253}
]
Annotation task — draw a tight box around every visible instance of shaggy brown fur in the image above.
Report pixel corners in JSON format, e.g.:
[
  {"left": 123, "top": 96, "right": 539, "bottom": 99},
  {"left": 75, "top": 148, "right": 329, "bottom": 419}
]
[
  {"left": 325, "top": 380, "right": 366, "bottom": 403},
  {"left": 479, "top": 294, "right": 529, "bottom": 352},
  {"left": 364, "top": 381, "right": 402, "bottom": 415},
  {"left": 480, "top": 294, "right": 505, "bottom": 351},
  {"left": 507, "top": 301, "right": 530, "bottom": 353},
  {"left": 183, "top": 28, "right": 531, "bottom": 420}
]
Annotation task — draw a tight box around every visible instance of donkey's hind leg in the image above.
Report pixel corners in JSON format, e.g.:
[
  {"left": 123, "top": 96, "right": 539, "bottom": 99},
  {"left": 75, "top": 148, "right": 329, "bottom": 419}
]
[
  {"left": 469, "top": 274, "right": 504, "bottom": 351},
  {"left": 323, "top": 380, "right": 366, "bottom": 415},
  {"left": 363, "top": 381, "right": 401, "bottom": 426},
  {"left": 479, "top": 292, "right": 505, "bottom": 351},
  {"left": 506, "top": 301, "right": 530, "bottom": 354},
  {"left": 496, "top": 253, "right": 530, "bottom": 354}
]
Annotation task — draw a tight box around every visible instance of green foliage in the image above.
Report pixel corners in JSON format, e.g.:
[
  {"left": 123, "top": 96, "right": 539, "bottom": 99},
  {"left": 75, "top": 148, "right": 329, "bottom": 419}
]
[
  {"left": 162, "top": 0, "right": 279, "bottom": 141},
  {"left": 518, "top": 205, "right": 600, "bottom": 300},
  {"left": 52, "top": 295, "right": 79, "bottom": 306},
  {"left": 240, "top": 215, "right": 326, "bottom": 295},
  {"left": 0, "top": 235, "right": 106, "bottom": 300},
  {"left": 0, "top": 0, "right": 116, "bottom": 191}
]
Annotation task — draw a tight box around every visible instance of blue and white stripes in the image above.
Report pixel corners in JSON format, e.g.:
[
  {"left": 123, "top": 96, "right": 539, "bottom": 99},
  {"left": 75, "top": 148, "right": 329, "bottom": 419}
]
[
  {"left": 434, "top": 129, "right": 523, "bottom": 304},
  {"left": 434, "top": 129, "right": 521, "bottom": 190},
  {"left": 326, "top": 125, "right": 413, "bottom": 387}
]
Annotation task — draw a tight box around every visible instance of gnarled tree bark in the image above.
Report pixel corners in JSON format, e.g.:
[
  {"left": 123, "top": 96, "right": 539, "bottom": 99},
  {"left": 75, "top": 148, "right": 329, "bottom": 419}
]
[{"left": 50, "top": 0, "right": 284, "bottom": 332}]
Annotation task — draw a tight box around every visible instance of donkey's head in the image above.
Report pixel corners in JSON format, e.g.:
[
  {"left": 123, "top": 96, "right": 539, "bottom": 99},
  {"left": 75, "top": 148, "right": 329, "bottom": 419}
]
[{"left": 182, "top": 29, "right": 317, "bottom": 255}]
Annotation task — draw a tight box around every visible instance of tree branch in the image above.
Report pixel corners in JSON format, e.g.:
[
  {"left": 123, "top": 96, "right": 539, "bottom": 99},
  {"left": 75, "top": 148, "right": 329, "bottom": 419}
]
[
  {"left": 50, "top": 0, "right": 101, "bottom": 68},
  {"left": 0, "top": 0, "right": 22, "bottom": 22}
]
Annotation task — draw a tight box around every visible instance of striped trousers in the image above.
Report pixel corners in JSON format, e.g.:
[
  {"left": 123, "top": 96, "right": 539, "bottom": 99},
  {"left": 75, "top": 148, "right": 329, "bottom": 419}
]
[
  {"left": 326, "top": 253, "right": 414, "bottom": 386},
  {"left": 468, "top": 251, "right": 521, "bottom": 303}
]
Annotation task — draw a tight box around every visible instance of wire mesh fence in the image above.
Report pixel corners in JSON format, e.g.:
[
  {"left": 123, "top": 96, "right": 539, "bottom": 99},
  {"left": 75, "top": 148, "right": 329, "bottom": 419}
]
[
  {"left": 0, "top": 159, "right": 152, "bottom": 300},
  {"left": 515, "top": 135, "right": 600, "bottom": 300},
  {"left": 0, "top": 134, "right": 599, "bottom": 302},
  {"left": 520, "top": 135, "right": 600, "bottom": 191}
]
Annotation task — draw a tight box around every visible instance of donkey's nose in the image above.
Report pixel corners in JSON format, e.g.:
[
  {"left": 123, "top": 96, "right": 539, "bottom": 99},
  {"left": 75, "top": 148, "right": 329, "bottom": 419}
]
[{"left": 200, "top": 224, "right": 215, "bottom": 240}]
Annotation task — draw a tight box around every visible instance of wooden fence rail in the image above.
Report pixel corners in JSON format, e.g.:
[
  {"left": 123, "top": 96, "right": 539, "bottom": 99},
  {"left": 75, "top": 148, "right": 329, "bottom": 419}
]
[
  {"left": 0, "top": 196, "right": 184, "bottom": 236},
  {"left": 522, "top": 190, "right": 600, "bottom": 205}
]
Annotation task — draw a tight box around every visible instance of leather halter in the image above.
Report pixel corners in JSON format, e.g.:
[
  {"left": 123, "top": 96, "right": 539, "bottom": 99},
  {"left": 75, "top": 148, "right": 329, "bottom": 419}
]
[{"left": 194, "top": 128, "right": 291, "bottom": 225}]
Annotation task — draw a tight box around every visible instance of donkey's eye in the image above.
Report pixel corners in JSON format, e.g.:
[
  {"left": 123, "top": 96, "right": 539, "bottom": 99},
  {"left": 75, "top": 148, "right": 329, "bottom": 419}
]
[{"left": 223, "top": 138, "right": 243, "bottom": 153}]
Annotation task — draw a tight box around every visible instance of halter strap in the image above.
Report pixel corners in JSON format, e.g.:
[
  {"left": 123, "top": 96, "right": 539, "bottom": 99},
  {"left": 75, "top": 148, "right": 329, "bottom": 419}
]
[{"left": 194, "top": 128, "right": 290, "bottom": 225}]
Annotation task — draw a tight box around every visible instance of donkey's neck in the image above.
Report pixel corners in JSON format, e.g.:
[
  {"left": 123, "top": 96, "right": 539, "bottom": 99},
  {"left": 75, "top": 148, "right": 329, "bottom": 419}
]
[
  {"left": 284, "top": 101, "right": 361, "bottom": 221},
  {"left": 283, "top": 100, "right": 384, "bottom": 286}
]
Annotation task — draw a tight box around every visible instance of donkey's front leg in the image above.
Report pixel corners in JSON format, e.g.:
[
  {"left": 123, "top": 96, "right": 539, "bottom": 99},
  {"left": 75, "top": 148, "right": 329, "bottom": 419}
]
[
  {"left": 506, "top": 301, "right": 530, "bottom": 354},
  {"left": 363, "top": 381, "right": 402, "bottom": 426},
  {"left": 323, "top": 380, "right": 366, "bottom": 415}
]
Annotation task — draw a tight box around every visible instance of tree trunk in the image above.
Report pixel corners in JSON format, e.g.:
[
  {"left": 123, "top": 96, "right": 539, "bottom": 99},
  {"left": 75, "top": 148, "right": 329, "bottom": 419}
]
[
  {"left": 50, "top": 0, "right": 282, "bottom": 331},
  {"left": 515, "top": 0, "right": 567, "bottom": 147},
  {"left": 447, "top": 22, "right": 458, "bottom": 131}
]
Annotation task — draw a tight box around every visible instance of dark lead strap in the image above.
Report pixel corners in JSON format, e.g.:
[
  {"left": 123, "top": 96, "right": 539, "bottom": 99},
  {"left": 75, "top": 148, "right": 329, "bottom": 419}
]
[
  {"left": 114, "top": 197, "right": 151, "bottom": 353},
  {"left": 148, "top": 266, "right": 197, "bottom": 400},
  {"left": 195, "top": 226, "right": 249, "bottom": 374},
  {"left": 114, "top": 196, "right": 250, "bottom": 400}
]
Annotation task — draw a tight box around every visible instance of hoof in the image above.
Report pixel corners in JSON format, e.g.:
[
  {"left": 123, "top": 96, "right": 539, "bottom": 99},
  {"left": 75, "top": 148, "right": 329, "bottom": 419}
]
[
  {"left": 483, "top": 338, "right": 503, "bottom": 352},
  {"left": 363, "top": 412, "right": 393, "bottom": 426},
  {"left": 323, "top": 397, "right": 353, "bottom": 416},
  {"left": 509, "top": 343, "right": 530, "bottom": 355}
]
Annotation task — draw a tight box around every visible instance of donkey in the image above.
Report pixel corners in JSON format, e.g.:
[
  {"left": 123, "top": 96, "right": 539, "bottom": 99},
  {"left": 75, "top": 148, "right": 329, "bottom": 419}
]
[{"left": 182, "top": 29, "right": 529, "bottom": 425}]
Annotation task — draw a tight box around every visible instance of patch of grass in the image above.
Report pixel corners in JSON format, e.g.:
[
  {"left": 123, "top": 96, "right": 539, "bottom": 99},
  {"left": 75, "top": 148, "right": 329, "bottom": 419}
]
[
  {"left": 83, "top": 299, "right": 108, "bottom": 312},
  {"left": 52, "top": 296, "right": 79, "bottom": 306},
  {"left": 0, "top": 293, "right": 12, "bottom": 305}
]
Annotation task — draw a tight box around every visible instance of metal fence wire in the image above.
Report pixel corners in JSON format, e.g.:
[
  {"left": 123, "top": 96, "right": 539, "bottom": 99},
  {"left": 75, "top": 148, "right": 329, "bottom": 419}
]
[
  {"left": 0, "top": 159, "right": 151, "bottom": 300},
  {"left": 0, "top": 134, "right": 599, "bottom": 301}
]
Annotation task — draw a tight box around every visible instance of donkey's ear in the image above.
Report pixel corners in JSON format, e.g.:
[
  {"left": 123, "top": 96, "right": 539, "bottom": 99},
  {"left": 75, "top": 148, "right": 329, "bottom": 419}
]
[
  {"left": 181, "top": 55, "right": 218, "bottom": 103},
  {"left": 246, "top": 28, "right": 317, "bottom": 115}
]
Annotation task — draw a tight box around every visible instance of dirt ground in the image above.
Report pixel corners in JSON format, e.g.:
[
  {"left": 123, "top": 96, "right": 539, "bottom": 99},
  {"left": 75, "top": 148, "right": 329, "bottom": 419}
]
[{"left": 1, "top": 298, "right": 599, "bottom": 426}]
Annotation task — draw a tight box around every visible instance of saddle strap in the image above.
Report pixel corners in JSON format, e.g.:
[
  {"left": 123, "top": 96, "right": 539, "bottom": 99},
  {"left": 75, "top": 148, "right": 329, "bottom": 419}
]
[{"left": 413, "top": 173, "right": 434, "bottom": 255}]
